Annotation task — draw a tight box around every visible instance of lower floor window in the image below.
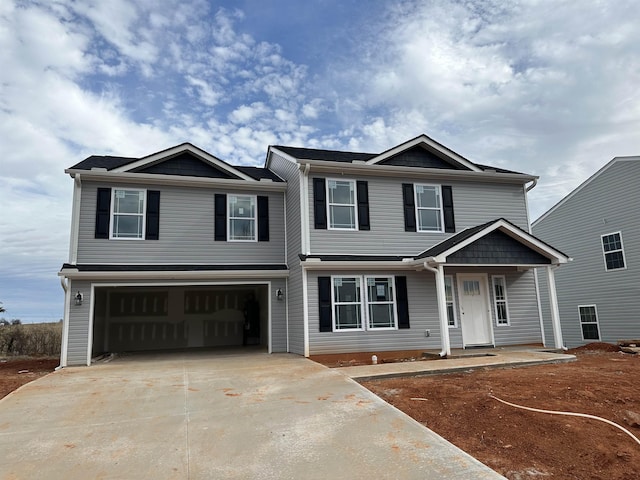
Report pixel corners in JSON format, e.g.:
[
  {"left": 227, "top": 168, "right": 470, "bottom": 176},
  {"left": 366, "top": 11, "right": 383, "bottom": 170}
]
[
  {"left": 491, "top": 276, "right": 510, "bottom": 326},
  {"left": 579, "top": 305, "right": 600, "bottom": 340},
  {"left": 444, "top": 276, "right": 457, "bottom": 327},
  {"left": 333, "top": 276, "right": 397, "bottom": 330}
]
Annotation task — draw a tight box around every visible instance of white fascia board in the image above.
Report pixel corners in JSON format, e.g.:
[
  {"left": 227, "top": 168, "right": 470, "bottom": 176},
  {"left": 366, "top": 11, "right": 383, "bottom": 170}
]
[
  {"left": 532, "top": 156, "right": 640, "bottom": 227},
  {"left": 58, "top": 269, "right": 290, "bottom": 280},
  {"left": 300, "top": 160, "right": 535, "bottom": 184},
  {"left": 64, "top": 169, "right": 287, "bottom": 192},
  {"left": 366, "top": 134, "right": 482, "bottom": 172},
  {"left": 109, "top": 143, "right": 256, "bottom": 181}
]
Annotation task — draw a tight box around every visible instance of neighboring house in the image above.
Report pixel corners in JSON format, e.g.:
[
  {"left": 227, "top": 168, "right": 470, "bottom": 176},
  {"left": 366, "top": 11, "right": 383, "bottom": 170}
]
[
  {"left": 59, "top": 135, "right": 569, "bottom": 366},
  {"left": 532, "top": 156, "right": 640, "bottom": 348}
]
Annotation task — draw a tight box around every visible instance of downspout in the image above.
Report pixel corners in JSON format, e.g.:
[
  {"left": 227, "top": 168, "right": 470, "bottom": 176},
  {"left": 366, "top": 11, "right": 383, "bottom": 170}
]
[
  {"left": 58, "top": 277, "right": 71, "bottom": 369},
  {"left": 423, "top": 262, "right": 451, "bottom": 357},
  {"left": 525, "top": 178, "right": 538, "bottom": 192}
]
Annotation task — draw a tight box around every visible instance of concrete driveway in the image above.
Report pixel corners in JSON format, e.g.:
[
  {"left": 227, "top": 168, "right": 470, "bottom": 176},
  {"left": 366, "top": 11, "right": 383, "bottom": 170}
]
[{"left": 0, "top": 351, "right": 504, "bottom": 479}]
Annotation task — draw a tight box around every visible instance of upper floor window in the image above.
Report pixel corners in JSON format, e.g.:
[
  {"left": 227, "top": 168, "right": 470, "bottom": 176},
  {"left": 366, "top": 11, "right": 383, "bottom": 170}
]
[
  {"left": 112, "top": 189, "right": 146, "bottom": 239},
  {"left": 327, "top": 179, "right": 357, "bottom": 230},
  {"left": 228, "top": 195, "right": 256, "bottom": 241},
  {"left": 414, "top": 184, "right": 444, "bottom": 232},
  {"left": 601, "top": 232, "right": 626, "bottom": 270}
]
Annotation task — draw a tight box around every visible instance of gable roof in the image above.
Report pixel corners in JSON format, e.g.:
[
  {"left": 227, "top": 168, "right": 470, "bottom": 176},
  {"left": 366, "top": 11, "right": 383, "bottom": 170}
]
[
  {"left": 271, "top": 145, "right": 377, "bottom": 163},
  {"left": 532, "top": 156, "right": 640, "bottom": 227},
  {"left": 68, "top": 143, "right": 282, "bottom": 182},
  {"left": 418, "top": 218, "right": 570, "bottom": 265}
]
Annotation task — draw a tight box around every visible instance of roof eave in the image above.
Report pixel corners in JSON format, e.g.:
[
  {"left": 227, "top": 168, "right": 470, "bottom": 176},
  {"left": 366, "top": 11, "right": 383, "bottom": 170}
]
[{"left": 58, "top": 268, "right": 290, "bottom": 280}]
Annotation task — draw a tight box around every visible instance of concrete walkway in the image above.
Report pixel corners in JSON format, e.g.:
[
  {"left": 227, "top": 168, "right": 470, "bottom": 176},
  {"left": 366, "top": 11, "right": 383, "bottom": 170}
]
[{"left": 0, "top": 351, "right": 504, "bottom": 479}]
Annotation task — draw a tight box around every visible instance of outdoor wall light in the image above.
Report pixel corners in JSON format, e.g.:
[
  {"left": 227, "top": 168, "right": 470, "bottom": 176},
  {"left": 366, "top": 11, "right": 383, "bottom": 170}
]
[
  {"left": 276, "top": 288, "right": 284, "bottom": 301},
  {"left": 74, "top": 291, "right": 83, "bottom": 306}
]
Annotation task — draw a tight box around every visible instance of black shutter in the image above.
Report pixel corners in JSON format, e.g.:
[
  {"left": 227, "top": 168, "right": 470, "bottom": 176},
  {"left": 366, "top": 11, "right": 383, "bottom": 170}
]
[
  {"left": 402, "top": 184, "right": 416, "bottom": 232},
  {"left": 442, "top": 186, "right": 455, "bottom": 233},
  {"left": 214, "top": 194, "right": 227, "bottom": 241},
  {"left": 146, "top": 190, "right": 160, "bottom": 240},
  {"left": 356, "top": 180, "right": 370, "bottom": 231},
  {"left": 395, "top": 276, "right": 410, "bottom": 329},
  {"left": 258, "top": 195, "right": 269, "bottom": 241},
  {"left": 313, "top": 178, "right": 327, "bottom": 229},
  {"left": 95, "top": 188, "right": 111, "bottom": 239},
  {"left": 318, "top": 276, "right": 332, "bottom": 332}
]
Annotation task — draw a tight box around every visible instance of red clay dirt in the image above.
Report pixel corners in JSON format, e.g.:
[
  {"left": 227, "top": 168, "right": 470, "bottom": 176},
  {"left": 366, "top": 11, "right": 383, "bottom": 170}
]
[
  {"left": 0, "top": 357, "right": 59, "bottom": 399},
  {"left": 355, "top": 344, "right": 639, "bottom": 480}
]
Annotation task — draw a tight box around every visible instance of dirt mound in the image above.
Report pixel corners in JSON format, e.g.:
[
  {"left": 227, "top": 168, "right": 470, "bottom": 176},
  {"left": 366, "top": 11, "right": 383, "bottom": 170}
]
[{"left": 566, "top": 342, "right": 621, "bottom": 354}]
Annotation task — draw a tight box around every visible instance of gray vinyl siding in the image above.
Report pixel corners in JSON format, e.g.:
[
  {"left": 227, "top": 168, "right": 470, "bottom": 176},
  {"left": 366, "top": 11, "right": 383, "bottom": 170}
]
[
  {"left": 306, "top": 268, "right": 542, "bottom": 355},
  {"left": 67, "top": 279, "right": 92, "bottom": 366},
  {"left": 533, "top": 159, "right": 640, "bottom": 347},
  {"left": 267, "top": 152, "right": 305, "bottom": 354},
  {"left": 309, "top": 174, "right": 529, "bottom": 255},
  {"left": 77, "top": 181, "right": 285, "bottom": 265}
]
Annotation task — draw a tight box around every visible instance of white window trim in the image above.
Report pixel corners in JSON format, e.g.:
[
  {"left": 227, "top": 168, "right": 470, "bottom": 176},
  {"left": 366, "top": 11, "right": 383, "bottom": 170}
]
[
  {"left": 331, "top": 275, "right": 364, "bottom": 331},
  {"left": 491, "top": 275, "right": 510, "bottom": 326},
  {"left": 444, "top": 275, "right": 458, "bottom": 328},
  {"left": 578, "top": 304, "right": 600, "bottom": 341},
  {"left": 601, "top": 231, "right": 627, "bottom": 271},
  {"left": 364, "top": 276, "right": 398, "bottom": 331},
  {"left": 228, "top": 194, "right": 257, "bottom": 242},
  {"left": 330, "top": 275, "right": 398, "bottom": 332},
  {"left": 110, "top": 188, "right": 146, "bottom": 240},
  {"left": 326, "top": 178, "right": 358, "bottom": 231},
  {"left": 414, "top": 183, "right": 445, "bottom": 233}
]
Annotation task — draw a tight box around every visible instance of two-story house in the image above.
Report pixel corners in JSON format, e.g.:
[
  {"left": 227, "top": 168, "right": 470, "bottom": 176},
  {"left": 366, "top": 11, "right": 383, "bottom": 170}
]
[
  {"left": 533, "top": 156, "right": 640, "bottom": 348},
  {"left": 59, "top": 135, "right": 569, "bottom": 366}
]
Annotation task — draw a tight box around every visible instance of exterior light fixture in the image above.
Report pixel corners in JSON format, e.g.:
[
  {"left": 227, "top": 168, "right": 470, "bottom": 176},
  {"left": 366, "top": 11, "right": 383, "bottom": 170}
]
[
  {"left": 75, "top": 291, "right": 83, "bottom": 306},
  {"left": 276, "top": 288, "right": 284, "bottom": 301}
]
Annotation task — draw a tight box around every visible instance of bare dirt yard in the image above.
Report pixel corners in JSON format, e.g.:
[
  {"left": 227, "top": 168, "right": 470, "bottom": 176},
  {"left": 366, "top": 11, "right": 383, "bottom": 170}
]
[
  {"left": 355, "top": 344, "right": 639, "bottom": 480},
  {"left": 0, "top": 357, "right": 59, "bottom": 399}
]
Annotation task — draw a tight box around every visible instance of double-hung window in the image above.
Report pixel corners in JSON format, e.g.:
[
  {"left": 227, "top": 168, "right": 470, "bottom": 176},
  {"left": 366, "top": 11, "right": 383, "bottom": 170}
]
[
  {"left": 444, "top": 276, "right": 457, "bottom": 327},
  {"left": 414, "top": 184, "right": 444, "bottom": 232},
  {"left": 111, "top": 189, "right": 146, "bottom": 239},
  {"left": 601, "top": 232, "right": 626, "bottom": 271},
  {"left": 332, "top": 276, "right": 398, "bottom": 331},
  {"left": 327, "top": 179, "right": 357, "bottom": 230},
  {"left": 579, "top": 305, "right": 600, "bottom": 340},
  {"left": 228, "top": 195, "right": 256, "bottom": 241},
  {"left": 491, "top": 276, "right": 510, "bottom": 326}
]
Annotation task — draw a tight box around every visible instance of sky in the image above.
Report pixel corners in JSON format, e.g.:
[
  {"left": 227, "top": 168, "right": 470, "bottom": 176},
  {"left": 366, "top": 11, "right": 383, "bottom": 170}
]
[{"left": 1, "top": 0, "right": 639, "bottom": 323}]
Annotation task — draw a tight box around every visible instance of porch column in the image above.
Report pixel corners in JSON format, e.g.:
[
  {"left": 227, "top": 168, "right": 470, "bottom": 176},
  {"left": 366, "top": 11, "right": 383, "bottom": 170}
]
[
  {"left": 434, "top": 265, "right": 451, "bottom": 357},
  {"left": 546, "top": 265, "right": 564, "bottom": 349}
]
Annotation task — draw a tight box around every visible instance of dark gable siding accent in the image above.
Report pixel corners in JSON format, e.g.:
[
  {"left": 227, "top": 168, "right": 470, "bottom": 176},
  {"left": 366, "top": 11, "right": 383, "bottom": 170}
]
[
  {"left": 442, "top": 185, "right": 455, "bottom": 233},
  {"left": 135, "top": 152, "right": 239, "bottom": 179},
  {"left": 447, "top": 230, "right": 552, "bottom": 264},
  {"left": 95, "top": 188, "right": 111, "bottom": 239},
  {"left": 313, "top": 178, "right": 327, "bottom": 229},
  {"left": 145, "top": 190, "right": 160, "bottom": 240},
  {"left": 356, "top": 180, "right": 370, "bottom": 230},
  {"left": 214, "top": 194, "right": 227, "bottom": 241},
  {"left": 395, "top": 276, "right": 410, "bottom": 329},
  {"left": 402, "top": 184, "right": 416, "bottom": 232},
  {"left": 257, "top": 195, "right": 269, "bottom": 241},
  {"left": 318, "top": 276, "right": 333, "bottom": 332},
  {"left": 379, "top": 146, "right": 469, "bottom": 170}
]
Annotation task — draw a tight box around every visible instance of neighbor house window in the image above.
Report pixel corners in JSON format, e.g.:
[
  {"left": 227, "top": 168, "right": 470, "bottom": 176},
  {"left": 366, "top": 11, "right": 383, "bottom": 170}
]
[
  {"left": 492, "top": 276, "right": 510, "bottom": 326},
  {"left": 601, "top": 232, "right": 626, "bottom": 271},
  {"left": 579, "top": 305, "right": 600, "bottom": 340},
  {"left": 414, "top": 184, "right": 444, "bottom": 232},
  {"left": 444, "top": 276, "right": 457, "bottom": 327},
  {"left": 365, "top": 277, "right": 397, "bottom": 329},
  {"left": 111, "top": 189, "right": 146, "bottom": 239},
  {"left": 332, "top": 276, "right": 398, "bottom": 331},
  {"left": 332, "top": 277, "right": 363, "bottom": 330},
  {"left": 228, "top": 195, "right": 256, "bottom": 241},
  {"left": 327, "top": 179, "right": 357, "bottom": 229}
]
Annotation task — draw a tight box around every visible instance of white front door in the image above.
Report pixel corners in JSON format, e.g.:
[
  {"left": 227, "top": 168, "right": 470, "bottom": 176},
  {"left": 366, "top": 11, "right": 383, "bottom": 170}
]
[{"left": 457, "top": 274, "right": 493, "bottom": 346}]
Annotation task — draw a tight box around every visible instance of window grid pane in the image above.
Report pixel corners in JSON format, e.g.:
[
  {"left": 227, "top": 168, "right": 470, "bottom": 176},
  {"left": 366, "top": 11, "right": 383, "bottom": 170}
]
[
  {"left": 415, "top": 185, "right": 443, "bottom": 232},
  {"left": 602, "top": 233, "right": 625, "bottom": 270},
  {"left": 492, "top": 276, "right": 509, "bottom": 326},
  {"left": 328, "top": 180, "right": 356, "bottom": 229},
  {"left": 112, "top": 189, "right": 145, "bottom": 239},
  {"left": 579, "top": 305, "right": 600, "bottom": 340},
  {"left": 366, "top": 277, "right": 396, "bottom": 329},
  {"left": 229, "top": 195, "right": 256, "bottom": 241},
  {"left": 333, "top": 277, "right": 362, "bottom": 330},
  {"left": 444, "top": 276, "right": 456, "bottom": 327}
]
